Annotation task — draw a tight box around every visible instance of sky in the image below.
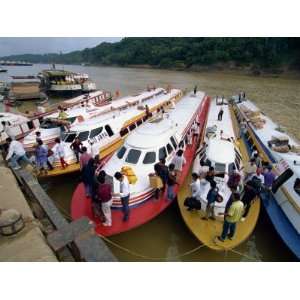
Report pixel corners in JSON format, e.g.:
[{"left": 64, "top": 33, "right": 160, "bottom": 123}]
[{"left": 0, "top": 37, "right": 122, "bottom": 56}]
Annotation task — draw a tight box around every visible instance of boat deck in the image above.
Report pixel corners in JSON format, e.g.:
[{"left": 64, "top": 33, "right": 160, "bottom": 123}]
[{"left": 177, "top": 104, "right": 261, "bottom": 250}]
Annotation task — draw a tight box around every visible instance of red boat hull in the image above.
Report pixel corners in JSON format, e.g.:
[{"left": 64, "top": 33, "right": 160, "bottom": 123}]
[{"left": 71, "top": 95, "right": 210, "bottom": 236}]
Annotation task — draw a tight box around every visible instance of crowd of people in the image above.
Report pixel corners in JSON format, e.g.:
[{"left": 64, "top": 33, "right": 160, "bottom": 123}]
[{"left": 181, "top": 145, "right": 276, "bottom": 243}]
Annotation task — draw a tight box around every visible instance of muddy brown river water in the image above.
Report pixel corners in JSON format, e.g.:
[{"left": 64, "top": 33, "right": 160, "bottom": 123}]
[{"left": 1, "top": 64, "right": 299, "bottom": 261}]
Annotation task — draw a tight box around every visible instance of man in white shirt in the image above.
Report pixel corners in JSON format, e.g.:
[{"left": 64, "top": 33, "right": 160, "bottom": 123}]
[
  {"left": 172, "top": 149, "right": 186, "bottom": 179},
  {"left": 185, "top": 173, "right": 202, "bottom": 211},
  {"left": 5, "top": 137, "right": 31, "bottom": 170},
  {"left": 114, "top": 171, "right": 130, "bottom": 222}
]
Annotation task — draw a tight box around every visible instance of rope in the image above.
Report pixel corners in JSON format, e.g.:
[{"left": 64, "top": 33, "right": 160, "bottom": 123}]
[
  {"left": 97, "top": 233, "right": 207, "bottom": 261},
  {"left": 228, "top": 248, "right": 258, "bottom": 261}
]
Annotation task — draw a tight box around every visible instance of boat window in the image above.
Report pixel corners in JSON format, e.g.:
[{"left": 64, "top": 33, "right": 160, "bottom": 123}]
[
  {"left": 228, "top": 162, "right": 235, "bottom": 173},
  {"left": 143, "top": 116, "right": 148, "bottom": 122},
  {"left": 89, "top": 127, "right": 103, "bottom": 139},
  {"left": 235, "top": 158, "right": 240, "bottom": 170},
  {"left": 272, "top": 168, "right": 294, "bottom": 194},
  {"left": 125, "top": 149, "right": 142, "bottom": 164},
  {"left": 234, "top": 148, "right": 242, "bottom": 161},
  {"left": 179, "top": 140, "right": 185, "bottom": 149},
  {"left": 27, "top": 121, "right": 34, "bottom": 130},
  {"left": 105, "top": 125, "right": 114, "bottom": 137},
  {"left": 166, "top": 143, "right": 174, "bottom": 155},
  {"left": 159, "top": 147, "right": 167, "bottom": 160},
  {"left": 170, "top": 137, "right": 177, "bottom": 149},
  {"left": 64, "top": 133, "right": 77, "bottom": 143},
  {"left": 143, "top": 152, "right": 156, "bottom": 164},
  {"left": 120, "top": 128, "right": 129, "bottom": 137},
  {"left": 129, "top": 123, "right": 136, "bottom": 131},
  {"left": 205, "top": 159, "right": 212, "bottom": 167},
  {"left": 136, "top": 119, "right": 143, "bottom": 126},
  {"left": 294, "top": 178, "right": 300, "bottom": 196},
  {"left": 40, "top": 120, "right": 58, "bottom": 129},
  {"left": 78, "top": 131, "right": 89, "bottom": 141},
  {"left": 117, "top": 146, "right": 127, "bottom": 159},
  {"left": 215, "top": 163, "right": 226, "bottom": 177}
]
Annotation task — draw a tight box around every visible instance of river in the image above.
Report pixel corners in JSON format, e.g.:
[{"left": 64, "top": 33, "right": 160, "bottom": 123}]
[{"left": 1, "top": 64, "right": 298, "bottom": 261}]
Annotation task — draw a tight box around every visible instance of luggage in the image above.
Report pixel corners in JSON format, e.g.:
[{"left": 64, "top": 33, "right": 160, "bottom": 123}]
[
  {"left": 184, "top": 197, "right": 202, "bottom": 210},
  {"left": 148, "top": 174, "right": 163, "bottom": 189},
  {"left": 121, "top": 166, "right": 138, "bottom": 184}
]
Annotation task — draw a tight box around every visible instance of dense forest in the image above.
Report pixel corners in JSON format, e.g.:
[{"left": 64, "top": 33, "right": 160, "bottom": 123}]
[{"left": 2, "top": 38, "right": 300, "bottom": 72}]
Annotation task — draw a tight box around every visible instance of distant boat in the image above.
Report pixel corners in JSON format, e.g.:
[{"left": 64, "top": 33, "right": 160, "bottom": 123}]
[
  {"left": 0, "top": 67, "right": 7, "bottom": 73},
  {"left": 11, "top": 75, "right": 37, "bottom": 80},
  {"left": 38, "top": 69, "right": 97, "bottom": 97}
]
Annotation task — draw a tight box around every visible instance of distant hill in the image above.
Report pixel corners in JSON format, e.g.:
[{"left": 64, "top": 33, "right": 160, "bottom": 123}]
[{"left": 2, "top": 38, "right": 300, "bottom": 72}]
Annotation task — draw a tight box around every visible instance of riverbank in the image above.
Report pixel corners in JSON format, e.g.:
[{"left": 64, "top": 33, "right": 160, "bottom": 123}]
[{"left": 0, "top": 157, "right": 57, "bottom": 261}]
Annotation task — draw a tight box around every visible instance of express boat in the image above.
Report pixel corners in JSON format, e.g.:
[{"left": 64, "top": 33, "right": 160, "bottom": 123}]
[
  {"left": 232, "top": 98, "right": 300, "bottom": 259},
  {"left": 71, "top": 91, "right": 210, "bottom": 236},
  {"left": 43, "top": 88, "right": 182, "bottom": 177},
  {"left": 178, "top": 97, "right": 261, "bottom": 250}
]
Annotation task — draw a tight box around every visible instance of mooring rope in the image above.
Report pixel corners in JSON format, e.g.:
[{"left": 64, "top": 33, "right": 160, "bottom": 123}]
[
  {"left": 52, "top": 206, "right": 258, "bottom": 261},
  {"left": 97, "top": 233, "right": 207, "bottom": 261}
]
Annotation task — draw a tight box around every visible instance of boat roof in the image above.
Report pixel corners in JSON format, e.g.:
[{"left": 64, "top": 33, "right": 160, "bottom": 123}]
[
  {"left": 40, "top": 69, "right": 76, "bottom": 76},
  {"left": 125, "top": 91, "right": 205, "bottom": 149},
  {"left": 70, "top": 88, "right": 180, "bottom": 131},
  {"left": 204, "top": 98, "right": 237, "bottom": 164},
  {"left": 237, "top": 100, "right": 300, "bottom": 176},
  {"left": 206, "top": 98, "right": 235, "bottom": 139},
  {"left": 206, "top": 139, "right": 235, "bottom": 164}
]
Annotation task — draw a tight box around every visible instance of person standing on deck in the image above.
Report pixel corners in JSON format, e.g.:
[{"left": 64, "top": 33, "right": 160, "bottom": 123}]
[
  {"left": 202, "top": 180, "right": 219, "bottom": 220},
  {"left": 79, "top": 146, "right": 92, "bottom": 170},
  {"left": 217, "top": 193, "right": 244, "bottom": 242},
  {"left": 193, "top": 85, "right": 197, "bottom": 95},
  {"left": 217, "top": 107, "right": 224, "bottom": 121},
  {"left": 154, "top": 158, "right": 169, "bottom": 199},
  {"left": 35, "top": 139, "right": 49, "bottom": 175},
  {"left": 81, "top": 158, "right": 96, "bottom": 198},
  {"left": 53, "top": 138, "right": 69, "bottom": 169},
  {"left": 70, "top": 137, "right": 83, "bottom": 163},
  {"left": 97, "top": 171, "right": 113, "bottom": 226},
  {"left": 5, "top": 137, "right": 32, "bottom": 170},
  {"left": 114, "top": 172, "right": 130, "bottom": 222},
  {"left": 184, "top": 173, "right": 202, "bottom": 211},
  {"left": 166, "top": 163, "right": 178, "bottom": 202},
  {"left": 171, "top": 149, "right": 186, "bottom": 180},
  {"left": 263, "top": 165, "right": 276, "bottom": 201},
  {"left": 58, "top": 106, "right": 68, "bottom": 120},
  {"left": 227, "top": 165, "right": 241, "bottom": 191},
  {"left": 198, "top": 160, "right": 209, "bottom": 179},
  {"left": 242, "top": 158, "right": 257, "bottom": 182},
  {"left": 35, "top": 131, "right": 42, "bottom": 144}
]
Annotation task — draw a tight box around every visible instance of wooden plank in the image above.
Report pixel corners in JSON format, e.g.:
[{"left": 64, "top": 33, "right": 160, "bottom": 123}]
[
  {"left": 14, "top": 169, "right": 117, "bottom": 262},
  {"left": 47, "top": 217, "right": 94, "bottom": 251}
]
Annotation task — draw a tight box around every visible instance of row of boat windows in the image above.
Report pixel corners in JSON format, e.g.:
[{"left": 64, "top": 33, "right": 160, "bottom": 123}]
[
  {"left": 63, "top": 125, "right": 114, "bottom": 143},
  {"left": 198, "top": 147, "right": 240, "bottom": 175},
  {"left": 117, "top": 136, "right": 178, "bottom": 165}
]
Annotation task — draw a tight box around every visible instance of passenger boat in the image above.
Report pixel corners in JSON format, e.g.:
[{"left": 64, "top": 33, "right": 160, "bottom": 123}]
[
  {"left": 71, "top": 91, "right": 210, "bottom": 236},
  {"left": 0, "top": 91, "right": 110, "bottom": 149},
  {"left": 178, "top": 97, "right": 261, "bottom": 250},
  {"left": 0, "top": 112, "right": 30, "bottom": 144},
  {"left": 39, "top": 69, "right": 96, "bottom": 97},
  {"left": 232, "top": 98, "right": 300, "bottom": 259},
  {"left": 22, "top": 91, "right": 111, "bottom": 152},
  {"left": 42, "top": 88, "right": 183, "bottom": 178}
]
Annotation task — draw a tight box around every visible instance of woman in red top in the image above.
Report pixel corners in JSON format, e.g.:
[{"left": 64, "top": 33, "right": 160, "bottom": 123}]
[{"left": 97, "top": 172, "right": 113, "bottom": 226}]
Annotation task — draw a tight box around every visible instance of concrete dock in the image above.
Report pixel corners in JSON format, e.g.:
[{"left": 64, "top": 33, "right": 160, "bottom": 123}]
[{"left": 0, "top": 158, "right": 57, "bottom": 262}]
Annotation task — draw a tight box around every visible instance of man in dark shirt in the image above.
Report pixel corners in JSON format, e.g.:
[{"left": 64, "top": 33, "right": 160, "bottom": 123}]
[{"left": 70, "top": 137, "right": 83, "bottom": 163}]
